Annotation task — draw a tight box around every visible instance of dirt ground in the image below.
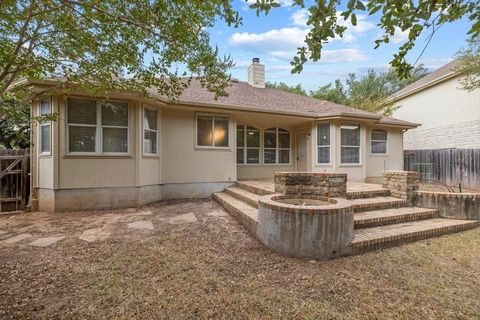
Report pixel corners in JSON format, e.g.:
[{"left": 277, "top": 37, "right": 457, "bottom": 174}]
[{"left": 1, "top": 199, "right": 480, "bottom": 319}]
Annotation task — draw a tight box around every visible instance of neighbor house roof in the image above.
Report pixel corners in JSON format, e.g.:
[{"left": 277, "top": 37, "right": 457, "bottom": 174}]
[
  {"left": 148, "top": 78, "right": 418, "bottom": 128},
  {"left": 389, "top": 59, "right": 459, "bottom": 102}
]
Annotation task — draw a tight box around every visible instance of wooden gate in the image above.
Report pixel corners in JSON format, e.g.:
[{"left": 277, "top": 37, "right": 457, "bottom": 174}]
[{"left": 0, "top": 149, "right": 30, "bottom": 213}]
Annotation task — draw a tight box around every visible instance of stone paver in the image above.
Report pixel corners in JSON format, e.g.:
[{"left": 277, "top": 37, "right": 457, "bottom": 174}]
[
  {"left": 127, "top": 220, "right": 155, "bottom": 230},
  {"left": 0, "top": 230, "right": 7, "bottom": 235},
  {"left": 168, "top": 213, "right": 197, "bottom": 225},
  {"left": 2, "top": 233, "right": 32, "bottom": 244},
  {"left": 79, "top": 228, "right": 111, "bottom": 242},
  {"left": 30, "top": 236, "right": 65, "bottom": 247},
  {"left": 206, "top": 210, "right": 228, "bottom": 218}
]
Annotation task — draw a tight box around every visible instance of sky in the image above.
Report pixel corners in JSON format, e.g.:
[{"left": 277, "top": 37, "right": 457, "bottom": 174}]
[{"left": 205, "top": 0, "right": 472, "bottom": 92}]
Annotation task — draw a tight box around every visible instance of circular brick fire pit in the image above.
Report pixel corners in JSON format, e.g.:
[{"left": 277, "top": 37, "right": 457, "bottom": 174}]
[{"left": 256, "top": 194, "right": 354, "bottom": 260}]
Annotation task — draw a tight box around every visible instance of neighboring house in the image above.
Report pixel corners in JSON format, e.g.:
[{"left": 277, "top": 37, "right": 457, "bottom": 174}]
[
  {"left": 391, "top": 59, "right": 480, "bottom": 150},
  {"left": 22, "top": 59, "right": 417, "bottom": 212}
]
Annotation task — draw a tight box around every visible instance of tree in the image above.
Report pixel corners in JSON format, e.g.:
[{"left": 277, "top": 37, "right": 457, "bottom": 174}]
[
  {"left": 310, "top": 79, "right": 347, "bottom": 104},
  {"left": 251, "top": 0, "right": 480, "bottom": 79},
  {"left": 266, "top": 82, "right": 307, "bottom": 96},
  {"left": 0, "top": 0, "right": 238, "bottom": 100},
  {"left": 270, "top": 66, "right": 428, "bottom": 116},
  {"left": 455, "top": 37, "right": 480, "bottom": 92}
]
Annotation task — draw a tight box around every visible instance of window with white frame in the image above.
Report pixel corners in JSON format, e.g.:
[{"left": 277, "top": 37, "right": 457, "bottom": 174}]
[
  {"left": 144, "top": 106, "right": 158, "bottom": 155},
  {"left": 67, "top": 98, "right": 129, "bottom": 154},
  {"left": 237, "top": 125, "right": 259, "bottom": 164},
  {"left": 371, "top": 129, "right": 387, "bottom": 154},
  {"left": 317, "top": 123, "right": 330, "bottom": 164},
  {"left": 39, "top": 98, "right": 51, "bottom": 154},
  {"left": 264, "top": 128, "right": 290, "bottom": 164},
  {"left": 340, "top": 123, "right": 360, "bottom": 164},
  {"left": 196, "top": 114, "right": 229, "bottom": 148}
]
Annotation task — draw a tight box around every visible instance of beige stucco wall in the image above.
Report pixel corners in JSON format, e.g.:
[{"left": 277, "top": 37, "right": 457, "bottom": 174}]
[
  {"left": 161, "top": 107, "right": 236, "bottom": 184},
  {"left": 365, "top": 126, "right": 404, "bottom": 180}
]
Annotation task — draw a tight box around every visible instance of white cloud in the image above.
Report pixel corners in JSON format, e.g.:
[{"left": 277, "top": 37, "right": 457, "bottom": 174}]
[
  {"left": 229, "top": 27, "right": 369, "bottom": 63},
  {"left": 291, "top": 9, "right": 309, "bottom": 26},
  {"left": 391, "top": 27, "right": 409, "bottom": 43}
]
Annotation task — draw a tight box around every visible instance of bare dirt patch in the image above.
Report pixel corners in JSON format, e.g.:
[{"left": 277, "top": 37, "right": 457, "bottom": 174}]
[{"left": 1, "top": 199, "right": 480, "bottom": 319}]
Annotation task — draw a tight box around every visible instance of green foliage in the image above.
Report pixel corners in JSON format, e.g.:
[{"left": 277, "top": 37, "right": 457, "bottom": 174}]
[
  {"left": 455, "top": 37, "right": 480, "bottom": 92},
  {"left": 266, "top": 82, "right": 307, "bottom": 96},
  {"left": 253, "top": 0, "right": 480, "bottom": 79},
  {"left": 0, "top": 0, "right": 239, "bottom": 100},
  {"left": 0, "top": 93, "right": 58, "bottom": 149},
  {"left": 271, "top": 66, "right": 428, "bottom": 116}
]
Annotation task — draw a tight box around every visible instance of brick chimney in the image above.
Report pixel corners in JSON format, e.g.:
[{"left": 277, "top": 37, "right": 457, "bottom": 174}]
[{"left": 248, "top": 57, "right": 265, "bottom": 88}]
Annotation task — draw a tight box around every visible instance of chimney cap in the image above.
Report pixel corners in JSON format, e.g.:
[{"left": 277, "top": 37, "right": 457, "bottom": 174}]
[{"left": 252, "top": 57, "right": 260, "bottom": 63}]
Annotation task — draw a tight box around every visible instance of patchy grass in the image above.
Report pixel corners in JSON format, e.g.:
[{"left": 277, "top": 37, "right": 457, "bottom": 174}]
[{"left": 1, "top": 199, "right": 480, "bottom": 319}]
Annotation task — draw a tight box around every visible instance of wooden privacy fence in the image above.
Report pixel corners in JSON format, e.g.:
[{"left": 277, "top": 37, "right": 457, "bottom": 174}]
[
  {"left": 404, "top": 149, "right": 480, "bottom": 190},
  {"left": 0, "top": 149, "right": 30, "bottom": 213}
]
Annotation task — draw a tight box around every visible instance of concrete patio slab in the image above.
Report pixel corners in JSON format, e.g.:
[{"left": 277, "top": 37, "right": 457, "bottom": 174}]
[
  {"left": 79, "top": 228, "right": 111, "bottom": 242},
  {"left": 30, "top": 236, "right": 65, "bottom": 247},
  {"left": 127, "top": 220, "right": 155, "bottom": 230},
  {"left": 2, "top": 233, "right": 32, "bottom": 244},
  {"left": 168, "top": 213, "right": 197, "bottom": 225}
]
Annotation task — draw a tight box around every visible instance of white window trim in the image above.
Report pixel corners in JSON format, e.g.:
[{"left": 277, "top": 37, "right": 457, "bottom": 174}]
[
  {"left": 66, "top": 98, "right": 130, "bottom": 156},
  {"left": 263, "top": 128, "right": 291, "bottom": 165},
  {"left": 340, "top": 123, "right": 362, "bottom": 165},
  {"left": 143, "top": 105, "right": 159, "bottom": 156},
  {"left": 370, "top": 129, "right": 388, "bottom": 155},
  {"left": 316, "top": 122, "right": 331, "bottom": 165},
  {"left": 195, "top": 113, "right": 230, "bottom": 149},
  {"left": 237, "top": 125, "right": 260, "bottom": 165},
  {"left": 39, "top": 97, "right": 52, "bottom": 156}
]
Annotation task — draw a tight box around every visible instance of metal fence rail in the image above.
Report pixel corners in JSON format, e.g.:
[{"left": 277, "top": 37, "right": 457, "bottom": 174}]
[
  {"left": 0, "top": 149, "right": 30, "bottom": 213},
  {"left": 404, "top": 149, "right": 480, "bottom": 190}
]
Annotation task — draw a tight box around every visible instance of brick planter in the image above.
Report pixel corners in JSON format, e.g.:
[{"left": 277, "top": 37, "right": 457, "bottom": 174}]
[
  {"left": 274, "top": 172, "right": 347, "bottom": 197},
  {"left": 383, "top": 171, "right": 419, "bottom": 203}
]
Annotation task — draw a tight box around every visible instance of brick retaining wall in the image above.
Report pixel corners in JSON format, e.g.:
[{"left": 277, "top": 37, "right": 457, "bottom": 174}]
[{"left": 416, "top": 191, "right": 480, "bottom": 220}]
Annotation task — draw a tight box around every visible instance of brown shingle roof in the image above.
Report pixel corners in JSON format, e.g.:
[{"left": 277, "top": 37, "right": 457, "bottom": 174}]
[
  {"left": 157, "top": 78, "right": 417, "bottom": 127},
  {"left": 389, "top": 59, "right": 459, "bottom": 101}
]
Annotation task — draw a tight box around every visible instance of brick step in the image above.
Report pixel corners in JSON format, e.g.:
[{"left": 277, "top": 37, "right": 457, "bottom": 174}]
[
  {"left": 354, "top": 207, "right": 440, "bottom": 229},
  {"left": 213, "top": 191, "right": 258, "bottom": 235},
  {"left": 352, "top": 218, "right": 480, "bottom": 254},
  {"left": 235, "top": 181, "right": 273, "bottom": 196},
  {"left": 225, "top": 187, "right": 261, "bottom": 208},
  {"left": 347, "top": 189, "right": 391, "bottom": 199},
  {"left": 351, "top": 196, "right": 407, "bottom": 212}
]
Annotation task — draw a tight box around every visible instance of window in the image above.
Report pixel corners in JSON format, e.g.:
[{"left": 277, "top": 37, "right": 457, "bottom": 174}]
[
  {"left": 371, "top": 129, "right": 387, "bottom": 154},
  {"left": 67, "top": 98, "right": 129, "bottom": 154},
  {"left": 196, "top": 114, "right": 229, "bottom": 148},
  {"left": 39, "top": 98, "right": 51, "bottom": 155},
  {"left": 264, "top": 128, "right": 290, "bottom": 164},
  {"left": 341, "top": 123, "right": 360, "bottom": 164},
  {"left": 237, "top": 125, "right": 259, "bottom": 164},
  {"left": 317, "top": 123, "right": 330, "bottom": 164},
  {"left": 144, "top": 107, "right": 158, "bottom": 155}
]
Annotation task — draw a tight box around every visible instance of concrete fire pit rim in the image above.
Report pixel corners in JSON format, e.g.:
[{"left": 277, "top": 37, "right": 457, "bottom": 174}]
[{"left": 258, "top": 194, "right": 353, "bottom": 215}]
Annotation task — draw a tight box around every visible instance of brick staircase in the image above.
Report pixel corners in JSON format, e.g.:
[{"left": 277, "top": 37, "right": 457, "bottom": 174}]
[{"left": 214, "top": 181, "right": 480, "bottom": 255}]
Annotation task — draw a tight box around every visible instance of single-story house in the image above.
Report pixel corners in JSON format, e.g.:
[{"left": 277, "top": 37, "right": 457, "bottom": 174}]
[
  {"left": 24, "top": 59, "right": 418, "bottom": 212},
  {"left": 391, "top": 59, "right": 480, "bottom": 150}
]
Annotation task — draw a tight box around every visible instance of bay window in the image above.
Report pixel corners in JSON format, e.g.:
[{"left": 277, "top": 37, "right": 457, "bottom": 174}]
[
  {"left": 317, "top": 123, "right": 330, "bottom": 164},
  {"left": 196, "top": 114, "right": 229, "bottom": 148},
  {"left": 264, "top": 128, "right": 290, "bottom": 164},
  {"left": 39, "top": 98, "right": 52, "bottom": 155},
  {"left": 340, "top": 123, "right": 360, "bottom": 164},
  {"left": 67, "top": 98, "right": 129, "bottom": 154},
  {"left": 371, "top": 129, "right": 387, "bottom": 154},
  {"left": 237, "top": 125, "right": 259, "bottom": 164},
  {"left": 144, "top": 107, "right": 158, "bottom": 155}
]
